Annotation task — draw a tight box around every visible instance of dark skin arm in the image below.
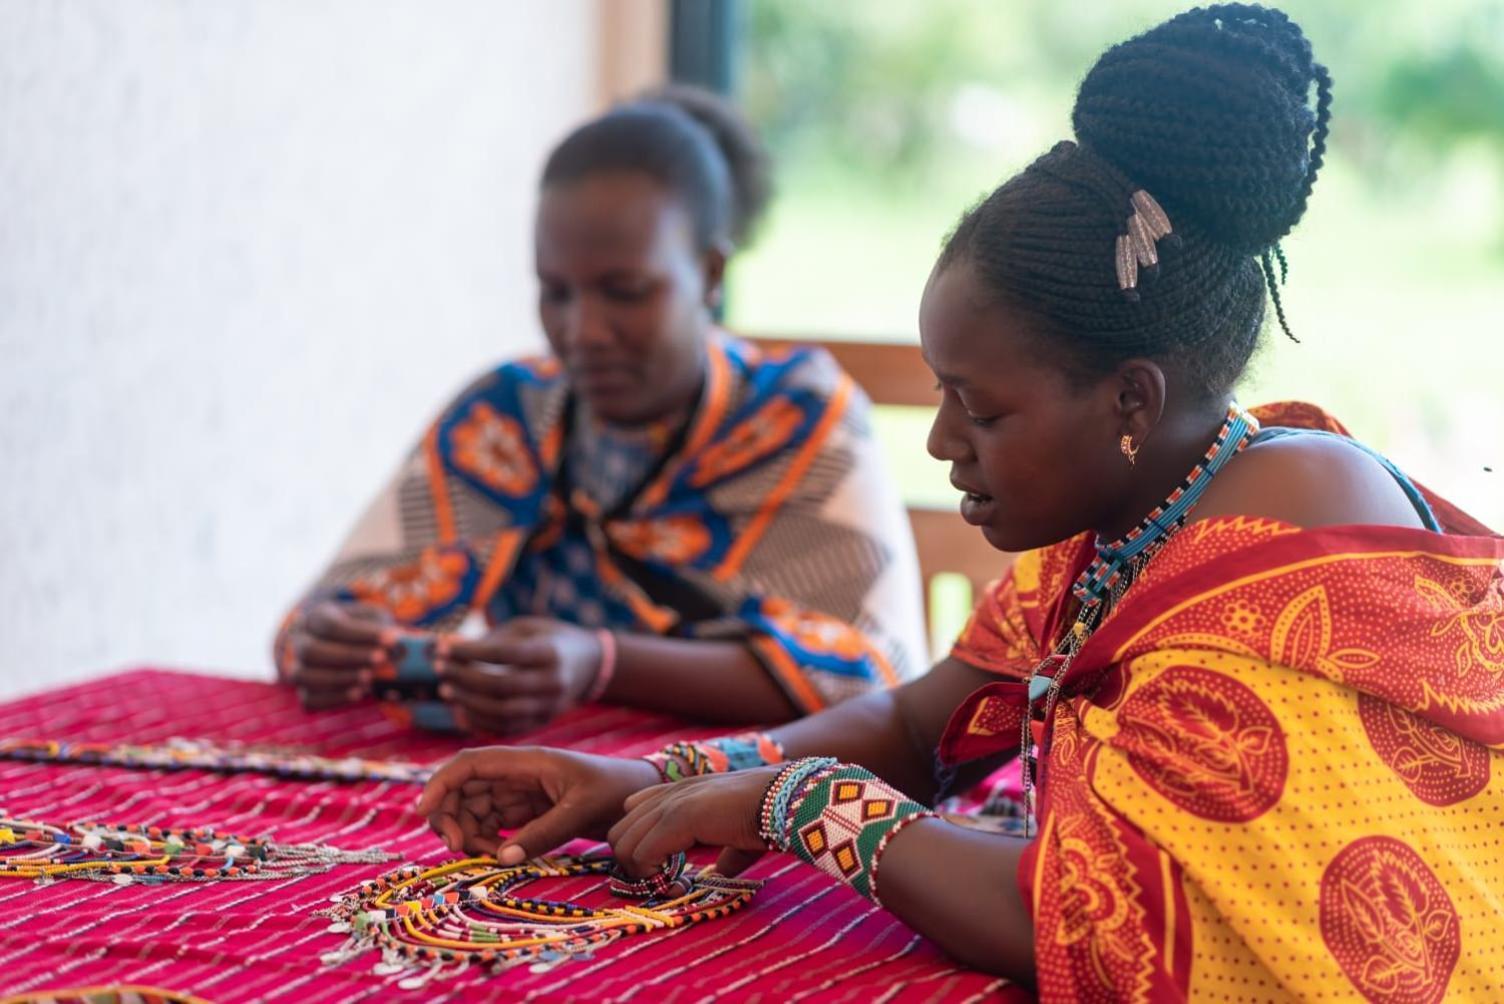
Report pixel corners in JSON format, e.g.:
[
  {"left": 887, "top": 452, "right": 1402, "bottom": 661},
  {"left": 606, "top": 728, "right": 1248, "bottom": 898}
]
[
  {"left": 415, "top": 656, "right": 1021, "bottom": 970},
  {"left": 603, "top": 754, "right": 1037, "bottom": 980},
  {"left": 415, "top": 655, "right": 998, "bottom": 853},
  {"left": 767, "top": 656, "right": 1005, "bottom": 801},
  {"left": 439, "top": 618, "right": 799, "bottom": 734}
]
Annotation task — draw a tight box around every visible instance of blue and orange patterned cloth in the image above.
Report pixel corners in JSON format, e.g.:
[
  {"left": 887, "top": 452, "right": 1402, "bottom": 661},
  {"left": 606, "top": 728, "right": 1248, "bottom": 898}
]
[
  {"left": 279, "top": 332, "right": 926, "bottom": 711},
  {"left": 941, "top": 402, "right": 1504, "bottom": 1002}
]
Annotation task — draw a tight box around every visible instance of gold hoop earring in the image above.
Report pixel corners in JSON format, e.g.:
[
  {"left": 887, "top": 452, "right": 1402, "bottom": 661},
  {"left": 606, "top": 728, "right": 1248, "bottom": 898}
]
[{"left": 1120, "top": 434, "right": 1139, "bottom": 465}]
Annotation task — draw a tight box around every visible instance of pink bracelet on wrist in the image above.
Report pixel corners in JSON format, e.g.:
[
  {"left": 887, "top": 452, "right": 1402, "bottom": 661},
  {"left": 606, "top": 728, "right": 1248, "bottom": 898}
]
[{"left": 585, "top": 629, "right": 617, "bottom": 703}]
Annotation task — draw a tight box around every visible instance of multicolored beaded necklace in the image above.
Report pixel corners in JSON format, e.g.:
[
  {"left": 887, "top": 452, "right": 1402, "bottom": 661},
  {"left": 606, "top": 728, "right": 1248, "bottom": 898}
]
[
  {"left": 0, "top": 737, "right": 431, "bottom": 785},
  {"left": 1, "top": 986, "right": 212, "bottom": 1004},
  {"left": 1018, "top": 403, "right": 1259, "bottom": 833},
  {"left": 0, "top": 810, "right": 395, "bottom": 885},
  {"left": 317, "top": 855, "right": 759, "bottom": 990}
]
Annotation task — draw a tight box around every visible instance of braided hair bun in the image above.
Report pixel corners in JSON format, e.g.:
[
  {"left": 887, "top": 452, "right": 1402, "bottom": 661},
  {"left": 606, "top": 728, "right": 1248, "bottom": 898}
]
[
  {"left": 1073, "top": 4, "right": 1332, "bottom": 257},
  {"left": 642, "top": 84, "right": 774, "bottom": 248},
  {"left": 939, "top": 4, "right": 1332, "bottom": 396},
  {"left": 542, "top": 85, "right": 771, "bottom": 252}
]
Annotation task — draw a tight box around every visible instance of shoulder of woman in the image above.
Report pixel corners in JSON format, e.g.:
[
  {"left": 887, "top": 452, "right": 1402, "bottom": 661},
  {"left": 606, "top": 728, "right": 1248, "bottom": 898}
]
[
  {"left": 1192, "top": 432, "right": 1425, "bottom": 530},
  {"left": 731, "top": 336, "right": 868, "bottom": 412}
]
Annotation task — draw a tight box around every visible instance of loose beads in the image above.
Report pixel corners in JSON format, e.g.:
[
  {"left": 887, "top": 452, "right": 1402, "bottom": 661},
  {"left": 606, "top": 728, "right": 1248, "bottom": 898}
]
[
  {"left": 316, "top": 854, "right": 759, "bottom": 986},
  {"left": 0, "top": 810, "right": 396, "bottom": 884},
  {"left": 643, "top": 732, "right": 785, "bottom": 783},
  {"left": 0, "top": 737, "right": 431, "bottom": 785}
]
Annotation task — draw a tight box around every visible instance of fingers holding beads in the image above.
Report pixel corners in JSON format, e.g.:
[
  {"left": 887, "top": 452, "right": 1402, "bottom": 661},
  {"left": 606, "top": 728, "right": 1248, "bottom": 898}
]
[
  {"left": 607, "top": 771, "right": 772, "bottom": 879},
  {"left": 283, "top": 601, "right": 392, "bottom": 708}
]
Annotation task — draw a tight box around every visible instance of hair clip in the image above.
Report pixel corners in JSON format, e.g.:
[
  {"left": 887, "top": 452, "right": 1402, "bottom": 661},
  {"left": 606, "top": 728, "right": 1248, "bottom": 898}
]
[{"left": 1115, "top": 189, "right": 1175, "bottom": 300}]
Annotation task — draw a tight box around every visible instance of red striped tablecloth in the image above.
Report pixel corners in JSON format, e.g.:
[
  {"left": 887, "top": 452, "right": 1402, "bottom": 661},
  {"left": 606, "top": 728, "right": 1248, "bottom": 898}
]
[{"left": 0, "top": 669, "right": 1021, "bottom": 1002}]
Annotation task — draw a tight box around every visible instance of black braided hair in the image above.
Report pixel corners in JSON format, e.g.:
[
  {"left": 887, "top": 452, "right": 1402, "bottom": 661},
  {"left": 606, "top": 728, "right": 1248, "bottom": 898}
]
[
  {"left": 938, "top": 4, "right": 1333, "bottom": 396},
  {"left": 541, "top": 85, "right": 772, "bottom": 252}
]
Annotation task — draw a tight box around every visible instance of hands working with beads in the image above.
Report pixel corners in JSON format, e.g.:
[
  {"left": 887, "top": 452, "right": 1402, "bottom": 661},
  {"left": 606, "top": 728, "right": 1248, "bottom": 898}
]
[
  {"left": 417, "top": 658, "right": 1038, "bottom": 981},
  {"left": 279, "top": 601, "right": 393, "bottom": 710},
  {"left": 284, "top": 603, "right": 799, "bottom": 728},
  {"left": 439, "top": 617, "right": 607, "bottom": 734}
]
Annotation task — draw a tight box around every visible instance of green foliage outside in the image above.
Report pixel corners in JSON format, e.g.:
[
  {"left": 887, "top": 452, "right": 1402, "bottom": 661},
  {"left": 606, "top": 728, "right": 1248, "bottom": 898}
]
[{"left": 726, "top": 0, "right": 1504, "bottom": 535}]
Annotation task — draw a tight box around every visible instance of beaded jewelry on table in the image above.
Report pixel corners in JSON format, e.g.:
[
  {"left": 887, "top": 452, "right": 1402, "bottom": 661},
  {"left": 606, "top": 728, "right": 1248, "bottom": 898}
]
[
  {"left": 0, "top": 737, "right": 431, "bottom": 785},
  {"left": 0, "top": 986, "right": 212, "bottom": 1004},
  {"left": 1017, "top": 402, "right": 1259, "bottom": 834},
  {"left": 0, "top": 810, "right": 396, "bottom": 885},
  {"left": 316, "top": 854, "right": 760, "bottom": 990}
]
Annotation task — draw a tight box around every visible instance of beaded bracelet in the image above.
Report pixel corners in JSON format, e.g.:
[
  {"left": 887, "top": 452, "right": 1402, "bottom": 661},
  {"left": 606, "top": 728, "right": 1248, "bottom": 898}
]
[
  {"left": 757, "top": 759, "right": 936, "bottom": 906},
  {"left": 643, "top": 732, "right": 786, "bottom": 784},
  {"left": 757, "top": 756, "right": 838, "bottom": 851}
]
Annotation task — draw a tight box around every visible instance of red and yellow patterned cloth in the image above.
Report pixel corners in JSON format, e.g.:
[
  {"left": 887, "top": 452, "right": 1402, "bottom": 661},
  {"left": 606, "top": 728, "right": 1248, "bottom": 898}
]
[{"left": 943, "top": 402, "right": 1504, "bottom": 1001}]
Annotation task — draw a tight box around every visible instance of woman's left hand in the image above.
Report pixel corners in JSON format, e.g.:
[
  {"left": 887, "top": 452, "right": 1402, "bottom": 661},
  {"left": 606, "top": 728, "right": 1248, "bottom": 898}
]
[
  {"left": 440, "top": 617, "right": 604, "bottom": 735},
  {"left": 606, "top": 765, "right": 781, "bottom": 879}
]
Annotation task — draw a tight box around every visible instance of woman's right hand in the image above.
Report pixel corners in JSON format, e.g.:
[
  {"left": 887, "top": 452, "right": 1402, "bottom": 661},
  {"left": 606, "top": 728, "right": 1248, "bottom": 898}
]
[
  {"left": 415, "top": 746, "right": 663, "bottom": 863},
  {"left": 280, "top": 600, "right": 391, "bottom": 709}
]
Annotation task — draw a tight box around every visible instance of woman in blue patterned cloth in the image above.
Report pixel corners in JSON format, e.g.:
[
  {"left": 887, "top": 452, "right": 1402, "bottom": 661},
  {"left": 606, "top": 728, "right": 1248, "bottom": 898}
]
[{"left": 274, "top": 86, "right": 926, "bottom": 734}]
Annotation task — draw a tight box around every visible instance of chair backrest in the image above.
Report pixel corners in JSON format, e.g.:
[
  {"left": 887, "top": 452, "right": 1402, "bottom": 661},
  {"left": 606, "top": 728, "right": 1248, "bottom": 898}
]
[{"left": 747, "top": 335, "right": 1013, "bottom": 639}]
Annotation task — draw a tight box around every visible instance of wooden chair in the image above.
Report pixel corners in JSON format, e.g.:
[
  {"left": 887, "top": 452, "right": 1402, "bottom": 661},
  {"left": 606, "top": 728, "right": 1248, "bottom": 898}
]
[{"left": 748, "top": 336, "right": 1013, "bottom": 644}]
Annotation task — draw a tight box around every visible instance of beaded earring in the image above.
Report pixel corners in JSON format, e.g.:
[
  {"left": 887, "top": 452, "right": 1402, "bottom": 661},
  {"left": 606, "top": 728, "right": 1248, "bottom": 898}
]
[
  {"left": 0, "top": 810, "right": 396, "bottom": 885},
  {"left": 1120, "top": 434, "right": 1139, "bottom": 465},
  {"left": 316, "top": 854, "right": 760, "bottom": 989}
]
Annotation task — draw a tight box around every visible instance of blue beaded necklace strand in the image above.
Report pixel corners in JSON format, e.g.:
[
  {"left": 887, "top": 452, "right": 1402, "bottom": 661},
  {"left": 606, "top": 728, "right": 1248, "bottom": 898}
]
[{"left": 1018, "top": 403, "right": 1259, "bottom": 831}]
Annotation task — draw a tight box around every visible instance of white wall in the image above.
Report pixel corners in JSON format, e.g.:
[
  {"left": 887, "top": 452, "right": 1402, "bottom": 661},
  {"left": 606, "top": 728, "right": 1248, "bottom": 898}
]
[{"left": 0, "top": 1, "right": 600, "bottom": 697}]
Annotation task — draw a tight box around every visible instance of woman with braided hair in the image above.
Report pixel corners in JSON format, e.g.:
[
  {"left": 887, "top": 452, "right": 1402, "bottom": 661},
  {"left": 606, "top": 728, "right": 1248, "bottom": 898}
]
[{"left": 418, "top": 7, "right": 1504, "bottom": 996}]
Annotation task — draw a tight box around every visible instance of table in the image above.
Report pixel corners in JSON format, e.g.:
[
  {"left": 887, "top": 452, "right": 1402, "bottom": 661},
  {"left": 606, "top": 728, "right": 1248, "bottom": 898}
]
[{"left": 0, "top": 669, "right": 1019, "bottom": 1002}]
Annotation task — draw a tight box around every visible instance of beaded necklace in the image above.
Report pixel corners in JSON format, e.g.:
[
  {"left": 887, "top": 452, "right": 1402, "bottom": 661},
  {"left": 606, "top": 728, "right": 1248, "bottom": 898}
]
[
  {"left": 1018, "top": 403, "right": 1259, "bottom": 833},
  {"left": 0, "top": 810, "right": 395, "bottom": 885},
  {"left": 317, "top": 854, "right": 760, "bottom": 990},
  {"left": 0, "top": 737, "right": 431, "bottom": 785},
  {"left": 1, "top": 987, "right": 211, "bottom": 1004}
]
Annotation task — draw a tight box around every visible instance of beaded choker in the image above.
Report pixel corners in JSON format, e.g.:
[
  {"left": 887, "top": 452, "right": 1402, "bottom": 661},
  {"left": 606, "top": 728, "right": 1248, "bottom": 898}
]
[
  {"left": 0, "top": 737, "right": 431, "bottom": 785},
  {"left": 1019, "top": 403, "right": 1258, "bottom": 833},
  {"left": 317, "top": 855, "right": 760, "bottom": 989},
  {"left": 1071, "top": 403, "right": 1259, "bottom": 610},
  {"left": 0, "top": 810, "right": 395, "bottom": 885}
]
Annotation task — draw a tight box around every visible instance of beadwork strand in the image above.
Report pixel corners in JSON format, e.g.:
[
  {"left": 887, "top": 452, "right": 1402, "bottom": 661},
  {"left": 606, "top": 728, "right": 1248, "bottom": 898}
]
[
  {"left": 0, "top": 737, "right": 431, "bottom": 785},
  {"left": 0, "top": 811, "right": 396, "bottom": 885},
  {"left": 316, "top": 854, "right": 759, "bottom": 988}
]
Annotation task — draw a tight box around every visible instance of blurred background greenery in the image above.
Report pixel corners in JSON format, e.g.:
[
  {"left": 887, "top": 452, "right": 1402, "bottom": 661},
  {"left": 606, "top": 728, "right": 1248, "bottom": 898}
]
[{"left": 723, "top": 0, "right": 1503, "bottom": 533}]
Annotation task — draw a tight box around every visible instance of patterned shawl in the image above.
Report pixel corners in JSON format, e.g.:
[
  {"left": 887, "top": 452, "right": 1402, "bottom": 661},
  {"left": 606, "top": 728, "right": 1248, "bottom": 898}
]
[
  {"left": 283, "top": 332, "right": 927, "bottom": 711},
  {"left": 941, "top": 402, "right": 1504, "bottom": 1002}
]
